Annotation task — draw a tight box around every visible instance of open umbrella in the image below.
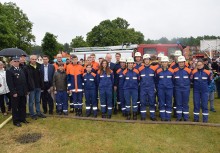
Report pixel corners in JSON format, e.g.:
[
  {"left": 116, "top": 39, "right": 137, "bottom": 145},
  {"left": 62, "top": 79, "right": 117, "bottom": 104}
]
[{"left": 0, "top": 48, "right": 28, "bottom": 57}]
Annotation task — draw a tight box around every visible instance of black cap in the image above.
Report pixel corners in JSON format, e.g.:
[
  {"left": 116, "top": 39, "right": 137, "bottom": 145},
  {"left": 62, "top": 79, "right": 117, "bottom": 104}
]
[{"left": 12, "top": 56, "right": 20, "bottom": 61}]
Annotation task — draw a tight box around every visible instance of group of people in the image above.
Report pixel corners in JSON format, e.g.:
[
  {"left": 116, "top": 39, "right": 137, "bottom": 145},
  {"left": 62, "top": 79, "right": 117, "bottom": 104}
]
[{"left": 0, "top": 50, "right": 219, "bottom": 127}]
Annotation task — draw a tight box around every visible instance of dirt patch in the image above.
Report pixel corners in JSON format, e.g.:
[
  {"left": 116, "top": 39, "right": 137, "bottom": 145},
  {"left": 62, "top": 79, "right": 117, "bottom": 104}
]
[{"left": 15, "top": 133, "right": 42, "bottom": 144}]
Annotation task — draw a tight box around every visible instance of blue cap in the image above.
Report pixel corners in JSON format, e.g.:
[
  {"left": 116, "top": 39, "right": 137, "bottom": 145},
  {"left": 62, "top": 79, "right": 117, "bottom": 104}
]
[{"left": 12, "top": 56, "right": 20, "bottom": 61}]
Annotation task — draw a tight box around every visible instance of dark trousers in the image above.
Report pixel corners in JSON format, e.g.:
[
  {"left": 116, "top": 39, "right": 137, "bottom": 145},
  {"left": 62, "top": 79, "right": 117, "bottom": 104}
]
[
  {"left": 11, "top": 95, "right": 26, "bottom": 124},
  {"left": 41, "top": 82, "right": 54, "bottom": 113},
  {"left": 0, "top": 94, "right": 6, "bottom": 113}
]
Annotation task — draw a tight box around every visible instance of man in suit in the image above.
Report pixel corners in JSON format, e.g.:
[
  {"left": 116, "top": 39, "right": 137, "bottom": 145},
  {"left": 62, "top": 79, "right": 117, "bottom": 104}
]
[
  {"left": 6, "top": 56, "right": 29, "bottom": 127},
  {"left": 41, "top": 55, "right": 55, "bottom": 114}
]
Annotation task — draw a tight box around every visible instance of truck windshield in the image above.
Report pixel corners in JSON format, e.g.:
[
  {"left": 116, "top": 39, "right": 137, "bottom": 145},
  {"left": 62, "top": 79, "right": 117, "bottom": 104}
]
[
  {"left": 143, "top": 48, "right": 157, "bottom": 55},
  {"left": 168, "top": 47, "right": 181, "bottom": 56}
]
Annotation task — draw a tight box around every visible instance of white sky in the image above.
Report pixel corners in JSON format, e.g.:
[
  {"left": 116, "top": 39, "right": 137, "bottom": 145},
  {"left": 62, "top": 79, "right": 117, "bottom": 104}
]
[{"left": 1, "top": 0, "right": 220, "bottom": 45}]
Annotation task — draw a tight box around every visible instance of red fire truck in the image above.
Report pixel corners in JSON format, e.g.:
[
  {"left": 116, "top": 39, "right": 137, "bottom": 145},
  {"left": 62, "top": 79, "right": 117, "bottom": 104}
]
[{"left": 136, "top": 44, "right": 183, "bottom": 56}]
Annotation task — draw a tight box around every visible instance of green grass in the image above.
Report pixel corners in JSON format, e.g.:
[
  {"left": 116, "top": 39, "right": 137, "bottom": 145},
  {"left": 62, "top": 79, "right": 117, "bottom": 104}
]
[
  {"left": 0, "top": 90, "right": 220, "bottom": 153},
  {"left": 0, "top": 118, "right": 220, "bottom": 153}
]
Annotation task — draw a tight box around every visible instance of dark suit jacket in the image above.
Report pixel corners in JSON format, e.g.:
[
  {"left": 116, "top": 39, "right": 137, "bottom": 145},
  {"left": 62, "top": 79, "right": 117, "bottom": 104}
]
[
  {"left": 40, "top": 64, "right": 55, "bottom": 86},
  {"left": 6, "top": 66, "right": 28, "bottom": 96}
]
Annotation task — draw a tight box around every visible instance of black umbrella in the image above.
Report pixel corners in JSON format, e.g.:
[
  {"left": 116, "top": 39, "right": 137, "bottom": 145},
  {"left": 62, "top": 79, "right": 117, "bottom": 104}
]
[{"left": 0, "top": 48, "right": 28, "bottom": 57}]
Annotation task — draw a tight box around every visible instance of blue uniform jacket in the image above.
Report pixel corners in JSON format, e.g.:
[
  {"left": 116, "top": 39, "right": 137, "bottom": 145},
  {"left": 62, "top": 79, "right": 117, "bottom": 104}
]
[
  {"left": 97, "top": 70, "right": 114, "bottom": 89},
  {"left": 174, "top": 67, "right": 191, "bottom": 91},
  {"left": 156, "top": 67, "right": 174, "bottom": 89},
  {"left": 138, "top": 65, "right": 157, "bottom": 89},
  {"left": 123, "top": 68, "right": 139, "bottom": 90},
  {"left": 83, "top": 72, "right": 97, "bottom": 90},
  {"left": 191, "top": 68, "right": 212, "bottom": 93}
]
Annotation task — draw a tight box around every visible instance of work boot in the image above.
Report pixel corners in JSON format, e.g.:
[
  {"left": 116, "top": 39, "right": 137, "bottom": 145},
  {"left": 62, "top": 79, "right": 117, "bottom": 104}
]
[
  {"left": 75, "top": 108, "right": 79, "bottom": 116},
  {"left": 141, "top": 117, "right": 146, "bottom": 121},
  {"left": 102, "top": 113, "right": 106, "bottom": 118},
  {"left": 126, "top": 112, "right": 131, "bottom": 120},
  {"left": 133, "top": 112, "right": 137, "bottom": 120},
  {"left": 107, "top": 115, "right": 111, "bottom": 119},
  {"left": 118, "top": 105, "right": 121, "bottom": 112},
  {"left": 113, "top": 107, "right": 118, "bottom": 114},
  {"left": 150, "top": 117, "right": 157, "bottom": 121},
  {"left": 78, "top": 109, "right": 83, "bottom": 117}
]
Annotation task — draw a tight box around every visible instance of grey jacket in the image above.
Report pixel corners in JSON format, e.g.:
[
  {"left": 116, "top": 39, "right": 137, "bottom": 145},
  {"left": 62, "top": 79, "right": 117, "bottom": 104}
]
[{"left": 53, "top": 70, "right": 67, "bottom": 91}]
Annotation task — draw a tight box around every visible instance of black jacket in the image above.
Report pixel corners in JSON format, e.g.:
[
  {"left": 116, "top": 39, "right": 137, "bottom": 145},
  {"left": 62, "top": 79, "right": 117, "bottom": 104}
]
[
  {"left": 24, "top": 63, "right": 44, "bottom": 91},
  {"left": 6, "top": 66, "right": 28, "bottom": 96}
]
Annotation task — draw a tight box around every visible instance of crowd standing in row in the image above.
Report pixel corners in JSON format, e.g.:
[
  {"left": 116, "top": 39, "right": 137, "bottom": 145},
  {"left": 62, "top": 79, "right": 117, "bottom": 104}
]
[{"left": 0, "top": 51, "right": 219, "bottom": 127}]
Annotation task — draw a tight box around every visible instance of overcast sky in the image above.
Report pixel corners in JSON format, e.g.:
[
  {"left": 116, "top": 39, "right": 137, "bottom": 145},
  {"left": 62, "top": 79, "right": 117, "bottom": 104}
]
[{"left": 1, "top": 0, "right": 220, "bottom": 45}]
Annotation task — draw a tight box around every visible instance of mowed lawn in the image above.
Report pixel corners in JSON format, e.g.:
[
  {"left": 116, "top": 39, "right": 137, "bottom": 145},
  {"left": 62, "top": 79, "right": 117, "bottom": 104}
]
[{"left": 0, "top": 90, "right": 220, "bottom": 153}]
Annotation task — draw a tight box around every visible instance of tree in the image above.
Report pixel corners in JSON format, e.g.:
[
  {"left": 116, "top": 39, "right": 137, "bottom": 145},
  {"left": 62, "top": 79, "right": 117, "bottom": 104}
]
[
  {"left": 63, "top": 43, "right": 72, "bottom": 53},
  {"left": 0, "top": 2, "right": 35, "bottom": 53},
  {"left": 86, "top": 17, "right": 144, "bottom": 46},
  {"left": 70, "top": 36, "right": 88, "bottom": 48},
  {"left": 41, "top": 32, "right": 58, "bottom": 60}
]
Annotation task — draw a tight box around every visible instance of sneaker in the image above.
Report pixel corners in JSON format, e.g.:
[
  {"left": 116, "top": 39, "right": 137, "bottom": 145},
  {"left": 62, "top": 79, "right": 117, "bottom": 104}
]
[
  {"left": 37, "top": 113, "right": 46, "bottom": 118},
  {"left": 31, "top": 115, "right": 37, "bottom": 120}
]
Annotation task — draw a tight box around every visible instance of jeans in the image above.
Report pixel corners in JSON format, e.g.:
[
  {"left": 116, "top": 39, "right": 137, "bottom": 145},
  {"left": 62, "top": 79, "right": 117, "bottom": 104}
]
[{"left": 29, "top": 88, "right": 41, "bottom": 116}]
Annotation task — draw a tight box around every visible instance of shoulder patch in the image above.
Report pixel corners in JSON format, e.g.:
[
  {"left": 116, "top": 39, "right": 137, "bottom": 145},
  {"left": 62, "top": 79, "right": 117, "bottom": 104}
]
[
  {"left": 156, "top": 68, "right": 162, "bottom": 74},
  {"left": 116, "top": 68, "right": 121, "bottom": 74},
  {"left": 91, "top": 72, "right": 96, "bottom": 77},
  {"left": 203, "top": 69, "right": 211, "bottom": 75},
  {"left": 184, "top": 67, "right": 191, "bottom": 74},
  {"left": 123, "top": 69, "right": 128, "bottom": 75},
  {"left": 138, "top": 66, "right": 145, "bottom": 72},
  {"left": 174, "top": 67, "right": 179, "bottom": 73},
  {"left": 168, "top": 68, "right": 174, "bottom": 73},
  {"left": 192, "top": 69, "right": 198, "bottom": 75},
  {"left": 133, "top": 68, "right": 139, "bottom": 74}
]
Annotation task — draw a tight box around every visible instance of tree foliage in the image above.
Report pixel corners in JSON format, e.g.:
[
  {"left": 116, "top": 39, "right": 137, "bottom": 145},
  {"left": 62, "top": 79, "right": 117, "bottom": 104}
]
[
  {"left": 86, "top": 17, "right": 144, "bottom": 47},
  {"left": 0, "top": 2, "right": 35, "bottom": 53},
  {"left": 70, "top": 36, "right": 88, "bottom": 48},
  {"left": 41, "top": 32, "right": 58, "bottom": 60}
]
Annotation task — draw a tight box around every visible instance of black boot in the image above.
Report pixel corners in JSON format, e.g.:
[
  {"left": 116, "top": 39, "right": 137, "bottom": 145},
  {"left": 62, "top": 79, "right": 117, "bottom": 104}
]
[
  {"left": 107, "top": 115, "right": 111, "bottom": 119},
  {"left": 75, "top": 108, "right": 79, "bottom": 116},
  {"left": 102, "top": 113, "right": 106, "bottom": 118},
  {"left": 133, "top": 112, "right": 137, "bottom": 120},
  {"left": 126, "top": 112, "right": 131, "bottom": 120},
  {"left": 78, "top": 109, "right": 83, "bottom": 117}
]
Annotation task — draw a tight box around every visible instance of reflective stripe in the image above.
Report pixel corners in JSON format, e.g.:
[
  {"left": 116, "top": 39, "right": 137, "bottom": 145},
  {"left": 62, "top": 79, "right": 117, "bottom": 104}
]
[
  {"left": 82, "top": 83, "right": 84, "bottom": 85},
  {"left": 167, "top": 76, "right": 172, "bottom": 78},
  {"left": 173, "top": 107, "right": 177, "bottom": 109},
  {"left": 194, "top": 112, "right": 199, "bottom": 115},
  {"left": 133, "top": 77, "right": 137, "bottom": 79},
  {"left": 68, "top": 83, "right": 71, "bottom": 86},
  {"left": 78, "top": 104, "right": 83, "bottom": 105},
  {"left": 117, "top": 102, "right": 121, "bottom": 104},
  {"left": 202, "top": 77, "right": 207, "bottom": 79},
  {"left": 160, "top": 110, "right": 165, "bottom": 112},
  {"left": 175, "top": 76, "right": 180, "bottom": 78},
  {"left": 159, "top": 76, "right": 164, "bottom": 78},
  {"left": 93, "top": 107, "right": 98, "bottom": 110},
  {"left": 183, "top": 112, "right": 189, "bottom": 114},
  {"left": 74, "top": 104, "right": 78, "bottom": 106},
  {"left": 133, "top": 106, "right": 138, "bottom": 108},
  {"left": 100, "top": 75, "right": 104, "bottom": 78},
  {"left": 70, "top": 103, "right": 74, "bottom": 106},
  {"left": 108, "top": 107, "right": 112, "bottom": 110},
  {"left": 202, "top": 113, "right": 209, "bottom": 115},
  {"left": 119, "top": 75, "right": 123, "bottom": 78},
  {"left": 71, "top": 89, "right": 83, "bottom": 92},
  {"left": 194, "top": 77, "right": 198, "bottom": 79},
  {"left": 140, "top": 110, "right": 146, "bottom": 113},
  {"left": 176, "top": 111, "right": 182, "bottom": 113},
  {"left": 107, "top": 75, "right": 110, "bottom": 77},
  {"left": 126, "top": 77, "right": 129, "bottom": 80},
  {"left": 150, "top": 110, "right": 155, "bottom": 113},
  {"left": 183, "top": 76, "right": 188, "bottom": 78},
  {"left": 166, "top": 111, "right": 172, "bottom": 113},
  {"left": 126, "top": 106, "right": 131, "bottom": 108},
  {"left": 122, "top": 108, "right": 126, "bottom": 110},
  {"left": 63, "top": 110, "right": 68, "bottom": 112},
  {"left": 141, "top": 74, "right": 146, "bottom": 77},
  {"left": 101, "top": 105, "right": 106, "bottom": 107},
  {"left": 86, "top": 107, "right": 90, "bottom": 109},
  {"left": 84, "top": 79, "right": 87, "bottom": 81},
  {"left": 89, "top": 79, "right": 94, "bottom": 81},
  {"left": 149, "top": 74, "right": 154, "bottom": 76},
  {"left": 137, "top": 101, "right": 140, "bottom": 104}
]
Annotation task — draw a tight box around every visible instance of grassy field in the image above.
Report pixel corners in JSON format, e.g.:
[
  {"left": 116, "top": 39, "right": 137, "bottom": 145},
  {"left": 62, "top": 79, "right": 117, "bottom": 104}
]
[{"left": 0, "top": 91, "right": 220, "bottom": 153}]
